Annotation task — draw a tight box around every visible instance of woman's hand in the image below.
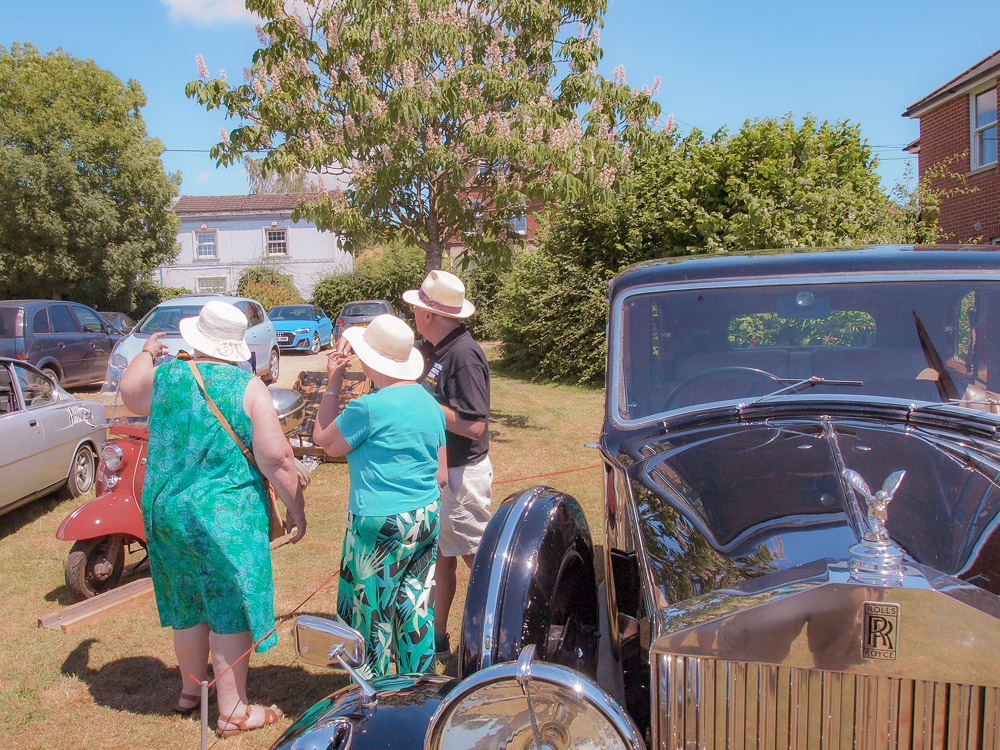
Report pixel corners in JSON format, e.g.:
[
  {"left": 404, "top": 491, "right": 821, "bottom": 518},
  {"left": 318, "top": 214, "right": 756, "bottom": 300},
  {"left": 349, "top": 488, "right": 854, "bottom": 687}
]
[
  {"left": 326, "top": 351, "right": 351, "bottom": 380},
  {"left": 335, "top": 336, "right": 353, "bottom": 357},
  {"left": 142, "top": 331, "right": 169, "bottom": 362},
  {"left": 285, "top": 508, "right": 306, "bottom": 543}
]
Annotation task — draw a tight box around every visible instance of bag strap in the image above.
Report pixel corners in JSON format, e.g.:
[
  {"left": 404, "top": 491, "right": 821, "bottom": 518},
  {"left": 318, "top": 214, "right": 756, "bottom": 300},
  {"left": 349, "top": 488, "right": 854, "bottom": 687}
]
[{"left": 187, "top": 360, "right": 258, "bottom": 470}]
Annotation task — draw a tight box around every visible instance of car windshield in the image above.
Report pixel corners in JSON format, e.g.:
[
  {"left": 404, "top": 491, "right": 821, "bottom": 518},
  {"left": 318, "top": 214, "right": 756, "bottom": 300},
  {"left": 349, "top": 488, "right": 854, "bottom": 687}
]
[
  {"left": 269, "top": 305, "right": 314, "bottom": 321},
  {"left": 615, "top": 278, "right": 999, "bottom": 421},
  {"left": 342, "top": 302, "right": 387, "bottom": 317},
  {"left": 137, "top": 304, "right": 207, "bottom": 335}
]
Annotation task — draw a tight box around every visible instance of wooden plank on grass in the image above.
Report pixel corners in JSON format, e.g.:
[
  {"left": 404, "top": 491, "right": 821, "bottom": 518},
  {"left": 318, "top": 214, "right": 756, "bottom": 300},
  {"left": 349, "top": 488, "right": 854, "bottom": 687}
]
[{"left": 38, "top": 577, "right": 154, "bottom": 632}]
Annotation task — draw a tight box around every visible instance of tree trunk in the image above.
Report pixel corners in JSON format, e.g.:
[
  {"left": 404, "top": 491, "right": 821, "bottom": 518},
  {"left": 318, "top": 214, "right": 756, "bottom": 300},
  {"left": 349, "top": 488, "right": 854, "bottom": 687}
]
[{"left": 425, "top": 241, "right": 444, "bottom": 274}]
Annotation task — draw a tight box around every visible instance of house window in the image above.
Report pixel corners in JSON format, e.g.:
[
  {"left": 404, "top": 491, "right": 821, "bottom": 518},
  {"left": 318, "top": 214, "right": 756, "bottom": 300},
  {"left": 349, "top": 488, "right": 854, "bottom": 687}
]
[
  {"left": 510, "top": 214, "right": 528, "bottom": 234},
  {"left": 266, "top": 227, "right": 288, "bottom": 255},
  {"left": 195, "top": 230, "right": 218, "bottom": 259},
  {"left": 197, "top": 277, "right": 226, "bottom": 294},
  {"left": 971, "top": 86, "right": 997, "bottom": 169}
]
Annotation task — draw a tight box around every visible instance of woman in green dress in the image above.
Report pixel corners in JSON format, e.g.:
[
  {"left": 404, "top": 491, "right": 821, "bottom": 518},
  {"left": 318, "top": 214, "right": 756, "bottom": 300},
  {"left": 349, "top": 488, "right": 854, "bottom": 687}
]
[{"left": 121, "top": 301, "right": 306, "bottom": 738}]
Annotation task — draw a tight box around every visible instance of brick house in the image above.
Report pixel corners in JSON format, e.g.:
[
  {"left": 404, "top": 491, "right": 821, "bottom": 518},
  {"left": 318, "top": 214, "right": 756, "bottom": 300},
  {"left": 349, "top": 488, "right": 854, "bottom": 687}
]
[
  {"left": 159, "top": 193, "right": 352, "bottom": 298},
  {"left": 903, "top": 50, "right": 1000, "bottom": 243}
]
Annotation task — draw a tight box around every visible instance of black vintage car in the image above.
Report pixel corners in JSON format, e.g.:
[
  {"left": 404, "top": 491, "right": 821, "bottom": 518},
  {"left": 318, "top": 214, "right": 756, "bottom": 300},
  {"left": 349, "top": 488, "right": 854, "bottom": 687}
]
[{"left": 275, "top": 246, "right": 1000, "bottom": 750}]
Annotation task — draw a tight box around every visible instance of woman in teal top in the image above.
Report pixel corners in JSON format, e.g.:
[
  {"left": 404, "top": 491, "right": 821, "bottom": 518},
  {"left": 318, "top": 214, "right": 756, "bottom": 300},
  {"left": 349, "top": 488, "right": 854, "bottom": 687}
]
[
  {"left": 313, "top": 314, "right": 446, "bottom": 678},
  {"left": 121, "top": 301, "right": 306, "bottom": 738}
]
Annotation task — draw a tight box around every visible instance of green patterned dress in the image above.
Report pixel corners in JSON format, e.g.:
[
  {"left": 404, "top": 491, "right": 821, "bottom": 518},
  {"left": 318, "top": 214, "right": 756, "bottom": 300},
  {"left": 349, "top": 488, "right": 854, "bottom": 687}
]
[{"left": 142, "top": 359, "right": 277, "bottom": 652}]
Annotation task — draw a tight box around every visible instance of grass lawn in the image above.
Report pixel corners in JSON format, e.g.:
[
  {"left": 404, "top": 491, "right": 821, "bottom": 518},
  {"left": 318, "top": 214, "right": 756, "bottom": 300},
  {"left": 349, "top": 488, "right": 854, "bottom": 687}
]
[{"left": 0, "top": 347, "right": 605, "bottom": 749}]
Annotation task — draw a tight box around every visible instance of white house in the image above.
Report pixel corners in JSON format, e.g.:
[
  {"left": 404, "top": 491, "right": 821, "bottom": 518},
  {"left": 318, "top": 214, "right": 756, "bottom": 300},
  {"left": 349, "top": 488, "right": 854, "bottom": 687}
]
[{"left": 160, "top": 193, "right": 352, "bottom": 299}]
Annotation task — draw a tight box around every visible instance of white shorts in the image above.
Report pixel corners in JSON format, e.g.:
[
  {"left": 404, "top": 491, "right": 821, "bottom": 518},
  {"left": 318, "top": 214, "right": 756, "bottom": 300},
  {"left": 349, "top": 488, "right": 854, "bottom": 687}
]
[{"left": 438, "top": 455, "right": 493, "bottom": 557}]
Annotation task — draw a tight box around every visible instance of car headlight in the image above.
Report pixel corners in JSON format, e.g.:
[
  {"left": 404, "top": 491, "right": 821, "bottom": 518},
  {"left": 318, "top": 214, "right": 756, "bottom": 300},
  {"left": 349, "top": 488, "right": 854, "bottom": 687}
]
[
  {"left": 294, "top": 328, "right": 310, "bottom": 334},
  {"left": 101, "top": 444, "right": 124, "bottom": 472}
]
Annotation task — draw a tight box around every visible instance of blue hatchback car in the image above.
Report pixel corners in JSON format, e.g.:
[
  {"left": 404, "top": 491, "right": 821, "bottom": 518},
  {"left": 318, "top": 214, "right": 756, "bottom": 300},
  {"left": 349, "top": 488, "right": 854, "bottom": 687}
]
[{"left": 269, "top": 304, "right": 334, "bottom": 354}]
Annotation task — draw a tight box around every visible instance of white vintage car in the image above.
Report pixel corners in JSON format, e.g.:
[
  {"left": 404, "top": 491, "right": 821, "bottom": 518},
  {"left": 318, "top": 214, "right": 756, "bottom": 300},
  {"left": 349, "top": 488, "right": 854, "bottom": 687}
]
[{"left": 0, "top": 358, "right": 105, "bottom": 514}]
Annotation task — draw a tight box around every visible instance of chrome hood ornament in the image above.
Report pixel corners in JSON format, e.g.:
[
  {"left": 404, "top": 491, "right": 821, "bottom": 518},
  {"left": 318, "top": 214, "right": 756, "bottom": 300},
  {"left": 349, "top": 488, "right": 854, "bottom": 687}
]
[{"left": 842, "top": 468, "right": 906, "bottom": 585}]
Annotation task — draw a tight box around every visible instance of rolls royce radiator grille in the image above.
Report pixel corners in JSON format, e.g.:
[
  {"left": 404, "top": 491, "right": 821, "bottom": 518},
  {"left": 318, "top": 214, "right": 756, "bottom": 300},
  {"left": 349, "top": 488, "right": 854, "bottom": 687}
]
[{"left": 655, "top": 655, "right": 1000, "bottom": 750}]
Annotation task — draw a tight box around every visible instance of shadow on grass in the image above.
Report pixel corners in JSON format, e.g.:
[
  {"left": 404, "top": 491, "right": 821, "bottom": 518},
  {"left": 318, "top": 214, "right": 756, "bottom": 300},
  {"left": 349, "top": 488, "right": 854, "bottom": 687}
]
[
  {"left": 0, "top": 492, "right": 71, "bottom": 541},
  {"left": 62, "top": 638, "right": 350, "bottom": 719}
]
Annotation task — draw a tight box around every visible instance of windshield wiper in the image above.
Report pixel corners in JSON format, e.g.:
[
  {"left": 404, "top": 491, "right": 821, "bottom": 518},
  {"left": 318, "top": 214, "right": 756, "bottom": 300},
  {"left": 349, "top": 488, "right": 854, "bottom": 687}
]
[{"left": 743, "top": 376, "right": 864, "bottom": 407}]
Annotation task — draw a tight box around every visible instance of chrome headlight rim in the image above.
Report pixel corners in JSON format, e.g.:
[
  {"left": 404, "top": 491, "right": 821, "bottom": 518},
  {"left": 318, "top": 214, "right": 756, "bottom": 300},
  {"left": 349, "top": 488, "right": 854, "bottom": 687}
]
[{"left": 101, "top": 444, "right": 124, "bottom": 472}]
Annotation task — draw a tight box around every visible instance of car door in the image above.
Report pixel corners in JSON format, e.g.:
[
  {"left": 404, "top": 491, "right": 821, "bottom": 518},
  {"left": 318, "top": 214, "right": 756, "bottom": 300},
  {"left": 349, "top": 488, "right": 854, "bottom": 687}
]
[
  {"left": 0, "top": 363, "right": 59, "bottom": 508},
  {"left": 70, "top": 304, "right": 115, "bottom": 384},
  {"left": 317, "top": 308, "right": 333, "bottom": 341},
  {"left": 237, "top": 301, "right": 267, "bottom": 374},
  {"left": 40, "top": 304, "right": 87, "bottom": 384}
]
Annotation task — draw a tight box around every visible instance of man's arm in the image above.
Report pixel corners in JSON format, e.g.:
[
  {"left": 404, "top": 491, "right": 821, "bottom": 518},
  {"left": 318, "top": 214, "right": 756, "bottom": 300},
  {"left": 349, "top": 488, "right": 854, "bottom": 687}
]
[{"left": 440, "top": 404, "right": 486, "bottom": 439}]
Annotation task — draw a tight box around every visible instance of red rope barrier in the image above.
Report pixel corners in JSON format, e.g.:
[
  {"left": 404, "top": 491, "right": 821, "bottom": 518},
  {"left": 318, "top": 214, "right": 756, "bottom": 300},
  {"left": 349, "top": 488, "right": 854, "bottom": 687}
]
[
  {"left": 493, "top": 463, "right": 601, "bottom": 485},
  {"left": 187, "top": 568, "right": 340, "bottom": 692}
]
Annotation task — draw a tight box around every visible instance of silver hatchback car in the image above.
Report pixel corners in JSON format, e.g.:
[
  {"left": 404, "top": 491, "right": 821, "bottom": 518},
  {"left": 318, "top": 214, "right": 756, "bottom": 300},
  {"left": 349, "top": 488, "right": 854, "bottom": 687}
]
[{"left": 0, "top": 358, "right": 106, "bottom": 514}]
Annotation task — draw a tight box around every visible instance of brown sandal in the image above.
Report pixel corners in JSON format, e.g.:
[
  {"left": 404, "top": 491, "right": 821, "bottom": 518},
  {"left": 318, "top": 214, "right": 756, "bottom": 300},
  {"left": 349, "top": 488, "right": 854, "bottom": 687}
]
[
  {"left": 217, "top": 704, "right": 283, "bottom": 737},
  {"left": 175, "top": 684, "right": 216, "bottom": 715}
]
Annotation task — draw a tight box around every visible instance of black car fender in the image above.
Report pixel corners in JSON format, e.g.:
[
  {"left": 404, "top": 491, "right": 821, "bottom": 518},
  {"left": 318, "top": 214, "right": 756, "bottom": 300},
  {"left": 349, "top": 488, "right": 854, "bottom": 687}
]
[{"left": 460, "top": 486, "right": 600, "bottom": 680}]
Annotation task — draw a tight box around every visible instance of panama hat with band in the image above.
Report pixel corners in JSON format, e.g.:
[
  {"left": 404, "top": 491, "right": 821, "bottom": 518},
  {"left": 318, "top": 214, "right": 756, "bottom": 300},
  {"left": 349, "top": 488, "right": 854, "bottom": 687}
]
[
  {"left": 402, "top": 270, "right": 475, "bottom": 319},
  {"left": 179, "top": 300, "right": 251, "bottom": 362},
  {"left": 342, "top": 314, "right": 424, "bottom": 380}
]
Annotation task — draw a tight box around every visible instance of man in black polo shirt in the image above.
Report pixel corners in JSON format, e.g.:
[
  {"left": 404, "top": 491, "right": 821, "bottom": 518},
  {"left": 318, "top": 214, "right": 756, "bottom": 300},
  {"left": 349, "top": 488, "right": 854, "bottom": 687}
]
[{"left": 404, "top": 270, "right": 491, "bottom": 660}]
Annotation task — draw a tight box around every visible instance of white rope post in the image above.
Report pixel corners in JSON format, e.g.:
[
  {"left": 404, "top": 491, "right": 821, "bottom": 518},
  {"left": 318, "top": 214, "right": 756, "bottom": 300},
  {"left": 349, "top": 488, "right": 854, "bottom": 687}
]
[{"left": 200, "top": 679, "right": 209, "bottom": 750}]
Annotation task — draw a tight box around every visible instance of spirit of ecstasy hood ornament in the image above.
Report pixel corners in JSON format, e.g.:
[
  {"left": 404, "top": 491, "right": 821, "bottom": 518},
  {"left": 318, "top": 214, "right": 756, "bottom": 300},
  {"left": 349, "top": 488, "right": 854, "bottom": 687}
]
[{"left": 842, "top": 469, "right": 907, "bottom": 585}]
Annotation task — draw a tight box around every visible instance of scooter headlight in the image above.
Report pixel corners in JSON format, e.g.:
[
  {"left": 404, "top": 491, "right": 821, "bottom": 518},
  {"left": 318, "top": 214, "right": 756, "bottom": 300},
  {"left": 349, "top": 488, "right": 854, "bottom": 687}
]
[{"left": 101, "top": 444, "right": 124, "bottom": 472}]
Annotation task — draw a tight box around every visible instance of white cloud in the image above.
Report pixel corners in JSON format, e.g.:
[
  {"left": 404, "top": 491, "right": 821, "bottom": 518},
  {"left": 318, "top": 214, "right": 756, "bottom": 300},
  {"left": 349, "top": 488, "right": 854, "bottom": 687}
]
[
  {"left": 196, "top": 172, "right": 213, "bottom": 183},
  {"left": 160, "top": 0, "right": 257, "bottom": 26}
]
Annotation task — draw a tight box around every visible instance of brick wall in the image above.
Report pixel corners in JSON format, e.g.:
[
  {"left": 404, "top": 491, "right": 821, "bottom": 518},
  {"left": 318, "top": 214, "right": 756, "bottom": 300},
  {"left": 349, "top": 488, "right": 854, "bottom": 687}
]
[{"left": 918, "top": 81, "right": 1000, "bottom": 243}]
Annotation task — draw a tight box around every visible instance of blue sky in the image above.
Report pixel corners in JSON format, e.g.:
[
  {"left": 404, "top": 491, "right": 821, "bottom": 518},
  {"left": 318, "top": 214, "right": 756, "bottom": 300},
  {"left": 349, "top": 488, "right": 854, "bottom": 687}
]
[{"left": 6, "top": 0, "right": 1000, "bottom": 197}]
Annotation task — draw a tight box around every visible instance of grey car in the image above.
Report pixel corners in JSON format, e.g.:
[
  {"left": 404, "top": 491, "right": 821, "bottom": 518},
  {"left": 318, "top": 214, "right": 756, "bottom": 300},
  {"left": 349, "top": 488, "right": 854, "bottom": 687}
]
[
  {"left": 0, "top": 300, "right": 123, "bottom": 387},
  {"left": 0, "top": 358, "right": 106, "bottom": 514},
  {"left": 334, "top": 299, "right": 398, "bottom": 340}
]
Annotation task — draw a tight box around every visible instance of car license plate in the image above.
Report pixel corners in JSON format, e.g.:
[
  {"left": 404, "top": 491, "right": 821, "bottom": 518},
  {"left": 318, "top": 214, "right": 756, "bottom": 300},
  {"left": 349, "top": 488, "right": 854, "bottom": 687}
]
[{"left": 277, "top": 334, "right": 292, "bottom": 344}]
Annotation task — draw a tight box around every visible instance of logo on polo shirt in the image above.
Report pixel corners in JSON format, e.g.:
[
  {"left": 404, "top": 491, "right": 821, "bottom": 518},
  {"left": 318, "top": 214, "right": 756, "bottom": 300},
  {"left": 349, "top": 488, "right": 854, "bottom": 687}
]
[{"left": 425, "top": 361, "right": 442, "bottom": 387}]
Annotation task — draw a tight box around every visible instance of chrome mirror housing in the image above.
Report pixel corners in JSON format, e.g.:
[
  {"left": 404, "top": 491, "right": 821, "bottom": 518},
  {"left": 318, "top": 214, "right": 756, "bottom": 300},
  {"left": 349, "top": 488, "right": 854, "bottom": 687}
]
[
  {"left": 293, "top": 615, "right": 365, "bottom": 668},
  {"left": 268, "top": 386, "right": 305, "bottom": 434},
  {"left": 426, "top": 645, "right": 645, "bottom": 750},
  {"left": 292, "top": 615, "right": 377, "bottom": 708}
]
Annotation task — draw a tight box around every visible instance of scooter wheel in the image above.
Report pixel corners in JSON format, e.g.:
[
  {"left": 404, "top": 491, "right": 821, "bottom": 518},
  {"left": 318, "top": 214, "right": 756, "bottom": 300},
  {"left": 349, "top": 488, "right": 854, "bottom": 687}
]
[{"left": 65, "top": 536, "right": 125, "bottom": 600}]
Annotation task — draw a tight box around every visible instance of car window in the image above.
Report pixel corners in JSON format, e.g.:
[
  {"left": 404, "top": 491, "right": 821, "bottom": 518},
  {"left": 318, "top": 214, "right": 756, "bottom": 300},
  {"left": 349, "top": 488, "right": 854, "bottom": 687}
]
[
  {"left": 247, "top": 302, "right": 266, "bottom": 327},
  {"left": 13, "top": 363, "right": 56, "bottom": 408},
  {"left": 30, "top": 309, "right": 49, "bottom": 335},
  {"left": 137, "top": 304, "right": 206, "bottom": 334},
  {"left": 343, "top": 302, "right": 388, "bottom": 316},
  {"left": 72, "top": 305, "right": 106, "bottom": 334},
  {"left": 270, "top": 305, "right": 313, "bottom": 321},
  {"left": 0, "top": 365, "right": 16, "bottom": 414},
  {"left": 48, "top": 304, "right": 78, "bottom": 333}
]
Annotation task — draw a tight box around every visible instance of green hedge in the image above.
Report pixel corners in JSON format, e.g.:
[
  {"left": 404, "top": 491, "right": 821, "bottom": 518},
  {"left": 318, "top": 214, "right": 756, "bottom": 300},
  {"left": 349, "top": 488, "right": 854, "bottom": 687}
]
[
  {"left": 312, "top": 245, "right": 425, "bottom": 320},
  {"left": 237, "top": 266, "right": 302, "bottom": 309}
]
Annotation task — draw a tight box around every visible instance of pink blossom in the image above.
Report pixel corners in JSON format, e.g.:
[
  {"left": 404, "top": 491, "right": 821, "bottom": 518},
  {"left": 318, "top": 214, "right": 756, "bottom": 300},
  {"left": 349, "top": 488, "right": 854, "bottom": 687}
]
[
  {"left": 590, "top": 28, "right": 601, "bottom": 45},
  {"left": 344, "top": 114, "right": 357, "bottom": 139},
  {"left": 612, "top": 64, "right": 626, "bottom": 85},
  {"left": 326, "top": 20, "right": 339, "bottom": 48},
  {"left": 371, "top": 98, "right": 387, "bottom": 117},
  {"left": 348, "top": 57, "right": 365, "bottom": 85},
  {"left": 219, "top": 127, "right": 230, "bottom": 144},
  {"left": 196, "top": 54, "right": 209, "bottom": 79},
  {"left": 309, "top": 128, "right": 323, "bottom": 152},
  {"left": 652, "top": 76, "right": 661, "bottom": 95},
  {"left": 219, "top": 69, "right": 227, "bottom": 83},
  {"left": 664, "top": 113, "right": 675, "bottom": 133},
  {"left": 577, "top": 22, "right": 586, "bottom": 38},
  {"left": 600, "top": 163, "right": 617, "bottom": 185}
]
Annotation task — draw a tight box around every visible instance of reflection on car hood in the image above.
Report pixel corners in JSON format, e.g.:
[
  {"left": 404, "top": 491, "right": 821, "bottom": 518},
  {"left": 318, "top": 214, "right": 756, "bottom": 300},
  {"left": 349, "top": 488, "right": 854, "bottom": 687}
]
[{"left": 615, "top": 400, "right": 1000, "bottom": 602}]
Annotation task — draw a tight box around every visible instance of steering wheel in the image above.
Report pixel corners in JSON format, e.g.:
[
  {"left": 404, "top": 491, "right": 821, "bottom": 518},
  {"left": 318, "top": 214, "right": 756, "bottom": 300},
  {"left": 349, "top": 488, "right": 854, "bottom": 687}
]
[{"left": 664, "top": 366, "right": 783, "bottom": 410}]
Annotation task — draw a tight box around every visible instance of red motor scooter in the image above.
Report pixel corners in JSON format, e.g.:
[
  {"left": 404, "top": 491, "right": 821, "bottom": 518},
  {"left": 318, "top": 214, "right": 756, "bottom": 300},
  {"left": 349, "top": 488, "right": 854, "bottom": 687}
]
[
  {"left": 56, "top": 359, "right": 306, "bottom": 601},
  {"left": 56, "top": 377, "right": 149, "bottom": 600}
]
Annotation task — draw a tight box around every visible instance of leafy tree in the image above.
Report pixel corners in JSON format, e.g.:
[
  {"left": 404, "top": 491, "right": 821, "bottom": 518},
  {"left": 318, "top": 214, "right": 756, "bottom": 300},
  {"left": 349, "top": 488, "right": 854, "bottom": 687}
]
[
  {"left": 187, "top": 0, "right": 662, "bottom": 273},
  {"left": 0, "top": 43, "right": 181, "bottom": 308},
  {"left": 237, "top": 264, "right": 303, "bottom": 309},
  {"left": 495, "top": 114, "right": 946, "bottom": 384}
]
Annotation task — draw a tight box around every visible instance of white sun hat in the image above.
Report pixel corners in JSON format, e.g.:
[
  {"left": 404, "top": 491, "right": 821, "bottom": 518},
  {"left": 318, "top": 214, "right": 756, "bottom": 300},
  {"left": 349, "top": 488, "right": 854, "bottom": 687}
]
[
  {"left": 342, "top": 314, "right": 424, "bottom": 380},
  {"left": 179, "top": 300, "right": 251, "bottom": 362},
  {"left": 402, "top": 269, "right": 475, "bottom": 319}
]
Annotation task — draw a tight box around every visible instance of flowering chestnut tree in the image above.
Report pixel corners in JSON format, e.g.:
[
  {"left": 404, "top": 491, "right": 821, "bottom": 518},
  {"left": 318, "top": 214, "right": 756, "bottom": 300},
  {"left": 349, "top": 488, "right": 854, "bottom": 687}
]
[{"left": 187, "top": 0, "right": 664, "bottom": 272}]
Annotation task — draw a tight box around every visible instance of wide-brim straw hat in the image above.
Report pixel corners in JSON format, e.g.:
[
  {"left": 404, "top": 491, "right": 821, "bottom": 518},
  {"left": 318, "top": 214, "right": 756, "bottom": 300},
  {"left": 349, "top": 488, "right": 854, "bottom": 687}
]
[
  {"left": 402, "top": 270, "right": 475, "bottom": 319},
  {"left": 342, "top": 314, "right": 424, "bottom": 380},
  {"left": 179, "top": 300, "right": 251, "bottom": 362}
]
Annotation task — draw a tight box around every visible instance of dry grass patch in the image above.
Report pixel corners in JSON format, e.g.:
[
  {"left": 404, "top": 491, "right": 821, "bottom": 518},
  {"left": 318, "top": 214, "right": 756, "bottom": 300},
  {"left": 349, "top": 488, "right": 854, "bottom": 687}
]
[{"left": 1, "top": 346, "right": 604, "bottom": 749}]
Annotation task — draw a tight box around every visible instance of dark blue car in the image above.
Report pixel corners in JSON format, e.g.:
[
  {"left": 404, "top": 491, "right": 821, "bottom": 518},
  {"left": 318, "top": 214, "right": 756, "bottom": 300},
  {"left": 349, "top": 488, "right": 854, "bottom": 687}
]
[{"left": 268, "top": 304, "right": 334, "bottom": 354}]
